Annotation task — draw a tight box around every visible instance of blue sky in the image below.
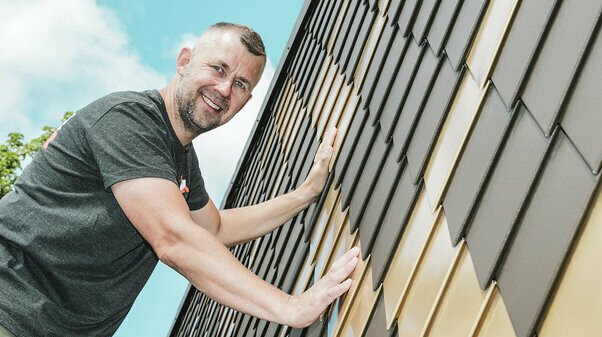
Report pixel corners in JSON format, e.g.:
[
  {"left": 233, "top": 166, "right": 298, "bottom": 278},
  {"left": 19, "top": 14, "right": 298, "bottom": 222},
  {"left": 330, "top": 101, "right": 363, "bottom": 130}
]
[{"left": 0, "top": 0, "right": 302, "bottom": 336}]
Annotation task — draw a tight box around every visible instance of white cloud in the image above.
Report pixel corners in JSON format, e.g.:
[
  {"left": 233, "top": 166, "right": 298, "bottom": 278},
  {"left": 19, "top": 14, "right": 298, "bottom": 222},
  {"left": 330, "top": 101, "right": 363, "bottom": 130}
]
[
  {"left": 0, "top": 0, "right": 166, "bottom": 139},
  {"left": 168, "top": 33, "right": 200, "bottom": 59},
  {"left": 193, "top": 59, "right": 276, "bottom": 205}
]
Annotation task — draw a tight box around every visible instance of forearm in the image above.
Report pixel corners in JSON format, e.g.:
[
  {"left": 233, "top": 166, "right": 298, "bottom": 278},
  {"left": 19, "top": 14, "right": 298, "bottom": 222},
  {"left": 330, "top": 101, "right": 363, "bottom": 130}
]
[
  {"left": 161, "top": 219, "right": 293, "bottom": 324},
  {"left": 213, "top": 128, "right": 337, "bottom": 247},
  {"left": 217, "top": 184, "right": 316, "bottom": 246},
  {"left": 162, "top": 218, "right": 359, "bottom": 329}
]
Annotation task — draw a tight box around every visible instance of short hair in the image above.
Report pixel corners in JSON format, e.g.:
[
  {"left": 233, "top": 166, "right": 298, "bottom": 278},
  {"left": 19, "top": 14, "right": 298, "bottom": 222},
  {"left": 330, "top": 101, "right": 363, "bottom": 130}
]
[{"left": 206, "top": 22, "right": 266, "bottom": 57}]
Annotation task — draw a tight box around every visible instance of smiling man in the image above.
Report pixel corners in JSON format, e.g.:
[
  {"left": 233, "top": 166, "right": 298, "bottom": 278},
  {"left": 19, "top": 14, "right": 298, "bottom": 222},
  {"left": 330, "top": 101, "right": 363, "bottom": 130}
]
[{"left": 0, "top": 23, "right": 358, "bottom": 337}]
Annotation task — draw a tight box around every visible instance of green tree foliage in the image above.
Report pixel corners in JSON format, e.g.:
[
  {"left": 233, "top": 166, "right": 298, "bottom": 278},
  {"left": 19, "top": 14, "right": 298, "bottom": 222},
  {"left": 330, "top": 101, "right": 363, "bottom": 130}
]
[{"left": 0, "top": 112, "right": 74, "bottom": 199}]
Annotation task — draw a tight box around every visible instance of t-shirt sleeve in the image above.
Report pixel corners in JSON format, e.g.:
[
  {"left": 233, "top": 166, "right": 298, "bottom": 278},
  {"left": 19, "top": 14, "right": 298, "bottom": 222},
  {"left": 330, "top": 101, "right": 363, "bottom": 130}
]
[
  {"left": 185, "top": 152, "right": 210, "bottom": 211},
  {"left": 86, "top": 102, "right": 178, "bottom": 190}
]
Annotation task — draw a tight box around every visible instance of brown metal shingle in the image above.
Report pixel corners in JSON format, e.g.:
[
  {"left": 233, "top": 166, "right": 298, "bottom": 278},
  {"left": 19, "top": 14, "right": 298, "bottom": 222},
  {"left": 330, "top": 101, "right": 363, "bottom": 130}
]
[{"left": 497, "top": 130, "right": 599, "bottom": 337}]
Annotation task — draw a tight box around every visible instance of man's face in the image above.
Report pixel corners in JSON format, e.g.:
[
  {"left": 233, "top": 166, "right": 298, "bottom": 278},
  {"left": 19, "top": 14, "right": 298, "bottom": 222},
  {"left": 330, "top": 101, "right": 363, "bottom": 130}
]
[{"left": 176, "top": 30, "right": 265, "bottom": 134}]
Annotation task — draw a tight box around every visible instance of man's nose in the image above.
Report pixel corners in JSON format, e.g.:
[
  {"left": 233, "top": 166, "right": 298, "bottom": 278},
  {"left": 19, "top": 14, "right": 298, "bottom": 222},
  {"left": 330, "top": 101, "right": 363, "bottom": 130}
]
[{"left": 215, "top": 78, "right": 232, "bottom": 97}]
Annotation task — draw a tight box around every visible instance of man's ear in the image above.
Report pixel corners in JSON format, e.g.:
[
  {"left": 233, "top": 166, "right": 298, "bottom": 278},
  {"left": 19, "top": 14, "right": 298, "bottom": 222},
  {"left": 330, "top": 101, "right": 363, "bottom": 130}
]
[{"left": 176, "top": 48, "right": 193, "bottom": 76}]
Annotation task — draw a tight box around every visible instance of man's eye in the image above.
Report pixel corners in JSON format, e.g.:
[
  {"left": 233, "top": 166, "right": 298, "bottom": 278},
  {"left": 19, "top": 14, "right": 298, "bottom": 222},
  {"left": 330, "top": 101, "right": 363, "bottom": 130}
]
[
  {"left": 235, "top": 81, "right": 245, "bottom": 89},
  {"left": 213, "top": 65, "right": 222, "bottom": 72}
]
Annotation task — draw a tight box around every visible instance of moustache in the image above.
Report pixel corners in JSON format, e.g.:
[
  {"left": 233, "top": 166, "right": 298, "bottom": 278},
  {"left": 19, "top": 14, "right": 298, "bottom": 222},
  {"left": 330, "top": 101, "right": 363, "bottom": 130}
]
[{"left": 199, "top": 88, "right": 229, "bottom": 111}]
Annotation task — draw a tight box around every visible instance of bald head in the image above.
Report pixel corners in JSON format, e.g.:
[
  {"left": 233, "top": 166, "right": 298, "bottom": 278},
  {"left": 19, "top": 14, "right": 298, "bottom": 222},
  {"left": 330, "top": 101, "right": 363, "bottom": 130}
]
[
  {"left": 199, "top": 22, "right": 266, "bottom": 57},
  {"left": 190, "top": 23, "right": 266, "bottom": 78}
]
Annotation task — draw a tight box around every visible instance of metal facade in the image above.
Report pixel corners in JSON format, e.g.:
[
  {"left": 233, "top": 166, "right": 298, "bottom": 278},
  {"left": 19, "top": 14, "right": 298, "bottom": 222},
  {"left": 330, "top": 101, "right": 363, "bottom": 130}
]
[{"left": 170, "top": 0, "right": 602, "bottom": 336}]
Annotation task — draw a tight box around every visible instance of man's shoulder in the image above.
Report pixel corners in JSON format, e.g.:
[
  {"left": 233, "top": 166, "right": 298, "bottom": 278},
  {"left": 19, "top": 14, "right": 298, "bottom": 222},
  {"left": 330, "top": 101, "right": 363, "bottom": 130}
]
[
  {"left": 83, "top": 90, "right": 161, "bottom": 114},
  {"left": 75, "top": 90, "right": 165, "bottom": 129}
]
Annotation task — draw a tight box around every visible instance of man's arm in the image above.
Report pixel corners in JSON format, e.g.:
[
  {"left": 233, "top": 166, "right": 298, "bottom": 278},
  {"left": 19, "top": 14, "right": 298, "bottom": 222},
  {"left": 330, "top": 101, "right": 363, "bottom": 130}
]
[
  {"left": 111, "top": 176, "right": 358, "bottom": 328},
  {"left": 192, "top": 128, "right": 337, "bottom": 246}
]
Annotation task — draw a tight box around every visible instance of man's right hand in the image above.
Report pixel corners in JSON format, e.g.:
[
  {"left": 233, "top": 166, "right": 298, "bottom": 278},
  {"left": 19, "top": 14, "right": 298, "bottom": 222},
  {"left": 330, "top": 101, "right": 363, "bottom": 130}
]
[
  {"left": 283, "top": 247, "right": 360, "bottom": 328},
  {"left": 112, "top": 177, "right": 361, "bottom": 328}
]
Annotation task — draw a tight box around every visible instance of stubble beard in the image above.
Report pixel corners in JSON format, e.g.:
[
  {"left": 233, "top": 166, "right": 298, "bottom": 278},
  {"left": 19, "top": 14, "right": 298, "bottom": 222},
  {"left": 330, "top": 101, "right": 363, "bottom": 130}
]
[{"left": 176, "top": 85, "right": 222, "bottom": 136}]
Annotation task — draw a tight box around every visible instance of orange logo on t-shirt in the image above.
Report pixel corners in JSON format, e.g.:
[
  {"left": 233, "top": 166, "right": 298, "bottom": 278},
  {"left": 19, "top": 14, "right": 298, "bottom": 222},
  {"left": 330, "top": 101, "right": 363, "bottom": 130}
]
[
  {"left": 41, "top": 113, "right": 74, "bottom": 150},
  {"left": 179, "top": 176, "right": 189, "bottom": 194},
  {"left": 42, "top": 130, "right": 59, "bottom": 149}
]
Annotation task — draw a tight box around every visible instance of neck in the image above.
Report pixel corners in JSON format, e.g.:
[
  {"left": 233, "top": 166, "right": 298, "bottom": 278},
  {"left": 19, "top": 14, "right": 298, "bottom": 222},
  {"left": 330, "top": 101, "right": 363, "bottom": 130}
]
[{"left": 159, "top": 76, "right": 196, "bottom": 146}]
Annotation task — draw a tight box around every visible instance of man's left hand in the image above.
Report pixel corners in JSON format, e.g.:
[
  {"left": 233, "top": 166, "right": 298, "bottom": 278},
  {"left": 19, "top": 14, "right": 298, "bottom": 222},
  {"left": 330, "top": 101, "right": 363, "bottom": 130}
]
[{"left": 302, "top": 127, "right": 337, "bottom": 200}]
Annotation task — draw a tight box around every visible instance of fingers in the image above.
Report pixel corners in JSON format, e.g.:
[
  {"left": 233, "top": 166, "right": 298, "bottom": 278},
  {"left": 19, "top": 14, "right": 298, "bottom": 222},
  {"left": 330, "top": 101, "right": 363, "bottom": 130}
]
[
  {"left": 301, "top": 248, "right": 358, "bottom": 322},
  {"left": 323, "top": 127, "right": 337, "bottom": 148},
  {"left": 323, "top": 248, "right": 359, "bottom": 293},
  {"left": 315, "top": 127, "right": 337, "bottom": 163},
  {"left": 331, "top": 255, "right": 358, "bottom": 284},
  {"left": 328, "top": 246, "right": 360, "bottom": 273},
  {"left": 326, "top": 278, "right": 352, "bottom": 301},
  {"left": 304, "top": 127, "right": 339, "bottom": 198},
  {"left": 315, "top": 144, "right": 333, "bottom": 164}
]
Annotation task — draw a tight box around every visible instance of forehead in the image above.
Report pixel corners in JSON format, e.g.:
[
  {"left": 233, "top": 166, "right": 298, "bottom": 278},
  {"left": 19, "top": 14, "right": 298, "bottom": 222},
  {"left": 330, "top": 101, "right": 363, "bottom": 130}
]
[{"left": 194, "top": 30, "right": 264, "bottom": 86}]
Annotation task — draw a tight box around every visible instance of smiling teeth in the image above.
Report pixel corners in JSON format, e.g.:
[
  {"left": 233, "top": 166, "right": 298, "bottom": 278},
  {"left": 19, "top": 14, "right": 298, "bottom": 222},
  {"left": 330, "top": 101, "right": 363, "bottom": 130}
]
[{"left": 202, "top": 94, "right": 221, "bottom": 111}]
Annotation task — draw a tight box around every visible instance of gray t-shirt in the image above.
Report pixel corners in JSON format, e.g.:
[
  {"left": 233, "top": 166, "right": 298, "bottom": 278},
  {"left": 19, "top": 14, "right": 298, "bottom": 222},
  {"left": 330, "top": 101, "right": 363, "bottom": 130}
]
[{"left": 0, "top": 90, "right": 209, "bottom": 336}]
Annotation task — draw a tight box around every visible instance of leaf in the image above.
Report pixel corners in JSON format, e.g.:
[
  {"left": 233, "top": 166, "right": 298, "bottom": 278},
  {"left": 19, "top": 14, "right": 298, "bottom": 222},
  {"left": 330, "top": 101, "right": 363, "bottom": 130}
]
[{"left": 0, "top": 111, "right": 74, "bottom": 199}]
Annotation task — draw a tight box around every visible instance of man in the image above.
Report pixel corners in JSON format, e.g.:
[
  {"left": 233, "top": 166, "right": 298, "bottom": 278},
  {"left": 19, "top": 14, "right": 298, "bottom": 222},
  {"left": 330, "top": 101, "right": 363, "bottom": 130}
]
[{"left": 0, "top": 23, "right": 359, "bottom": 336}]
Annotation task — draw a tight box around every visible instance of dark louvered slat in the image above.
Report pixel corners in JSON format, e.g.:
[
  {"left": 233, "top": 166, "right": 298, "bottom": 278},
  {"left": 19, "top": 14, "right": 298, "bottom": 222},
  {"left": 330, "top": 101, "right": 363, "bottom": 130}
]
[
  {"left": 358, "top": 138, "right": 401, "bottom": 259},
  {"left": 340, "top": 122, "right": 380, "bottom": 210},
  {"left": 561, "top": 22, "right": 602, "bottom": 173},
  {"left": 466, "top": 106, "right": 550, "bottom": 290},
  {"left": 340, "top": 0, "right": 368, "bottom": 74},
  {"left": 444, "top": 0, "right": 488, "bottom": 70},
  {"left": 405, "top": 54, "right": 459, "bottom": 184},
  {"left": 443, "top": 86, "right": 512, "bottom": 245},
  {"left": 322, "top": 0, "right": 345, "bottom": 48},
  {"left": 348, "top": 133, "right": 391, "bottom": 233},
  {"left": 412, "top": 0, "right": 441, "bottom": 42},
  {"left": 370, "top": 161, "right": 420, "bottom": 290},
  {"left": 333, "top": 0, "right": 361, "bottom": 65},
  {"left": 390, "top": 43, "right": 440, "bottom": 160},
  {"left": 302, "top": 47, "right": 326, "bottom": 107},
  {"left": 361, "top": 23, "right": 398, "bottom": 109},
  {"left": 426, "top": 0, "right": 462, "bottom": 55},
  {"left": 379, "top": 37, "right": 424, "bottom": 137},
  {"left": 397, "top": 0, "right": 423, "bottom": 37},
  {"left": 521, "top": 0, "right": 601, "bottom": 135},
  {"left": 297, "top": 37, "right": 320, "bottom": 97},
  {"left": 346, "top": 5, "right": 377, "bottom": 83},
  {"left": 497, "top": 130, "right": 599, "bottom": 337},
  {"left": 368, "top": 29, "right": 408, "bottom": 124},
  {"left": 334, "top": 107, "right": 368, "bottom": 189},
  {"left": 490, "top": 0, "right": 558, "bottom": 107}
]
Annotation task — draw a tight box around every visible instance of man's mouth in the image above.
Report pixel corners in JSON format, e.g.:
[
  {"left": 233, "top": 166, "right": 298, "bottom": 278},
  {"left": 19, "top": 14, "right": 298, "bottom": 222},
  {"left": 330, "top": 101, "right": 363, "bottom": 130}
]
[{"left": 201, "top": 93, "right": 223, "bottom": 112}]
